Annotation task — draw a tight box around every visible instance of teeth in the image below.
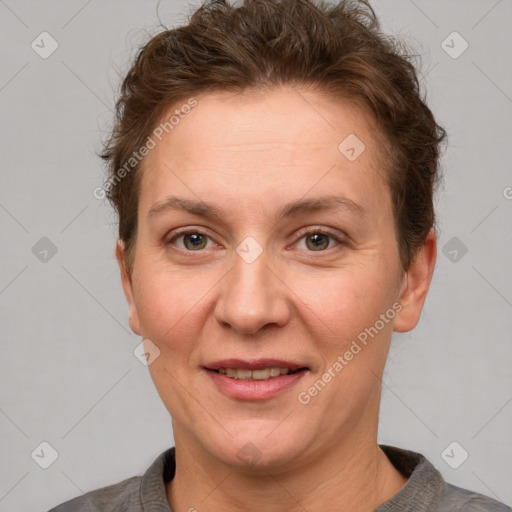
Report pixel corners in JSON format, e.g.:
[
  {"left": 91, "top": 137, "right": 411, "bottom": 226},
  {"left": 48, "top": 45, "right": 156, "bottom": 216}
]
[
  {"left": 236, "top": 369, "right": 252, "bottom": 380},
  {"left": 251, "top": 369, "right": 270, "bottom": 380},
  {"left": 217, "top": 367, "right": 292, "bottom": 380}
]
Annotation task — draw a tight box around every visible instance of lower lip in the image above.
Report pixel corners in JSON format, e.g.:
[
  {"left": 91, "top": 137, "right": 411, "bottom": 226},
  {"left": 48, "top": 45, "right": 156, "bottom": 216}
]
[{"left": 205, "top": 369, "right": 308, "bottom": 400}]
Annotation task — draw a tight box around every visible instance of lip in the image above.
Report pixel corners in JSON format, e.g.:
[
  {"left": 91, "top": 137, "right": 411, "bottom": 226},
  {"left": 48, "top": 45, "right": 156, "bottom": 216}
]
[
  {"left": 204, "top": 358, "right": 305, "bottom": 372},
  {"left": 203, "top": 359, "right": 309, "bottom": 401}
]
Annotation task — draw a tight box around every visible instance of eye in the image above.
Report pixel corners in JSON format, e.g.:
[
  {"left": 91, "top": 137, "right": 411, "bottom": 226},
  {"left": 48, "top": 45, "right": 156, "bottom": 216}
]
[
  {"left": 168, "top": 231, "right": 216, "bottom": 251},
  {"left": 166, "top": 228, "right": 345, "bottom": 253},
  {"left": 294, "top": 229, "right": 344, "bottom": 252}
]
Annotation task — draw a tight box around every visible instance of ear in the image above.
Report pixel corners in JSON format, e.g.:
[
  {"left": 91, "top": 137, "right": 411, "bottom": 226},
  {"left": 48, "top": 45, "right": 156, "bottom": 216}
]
[
  {"left": 393, "top": 228, "right": 437, "bottom": 332},
  {"left": 115, "top": 239, "right": 141, "bottom": 336}
]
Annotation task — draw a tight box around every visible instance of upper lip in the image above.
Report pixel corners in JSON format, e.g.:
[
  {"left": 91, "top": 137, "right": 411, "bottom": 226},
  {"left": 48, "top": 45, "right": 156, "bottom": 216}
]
[{"left": 204, "top": 359, "right": 307, "bottom": 372}]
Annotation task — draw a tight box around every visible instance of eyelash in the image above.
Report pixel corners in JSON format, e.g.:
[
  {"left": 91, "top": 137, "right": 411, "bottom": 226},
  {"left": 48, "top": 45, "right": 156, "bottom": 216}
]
[{"left": 166, "top": 227, "right": 346, "bottom": 253}]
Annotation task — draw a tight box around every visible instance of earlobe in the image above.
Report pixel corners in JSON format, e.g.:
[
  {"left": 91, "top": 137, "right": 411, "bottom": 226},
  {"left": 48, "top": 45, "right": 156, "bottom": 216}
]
[
  {"left": 115, "top": 239, "right": 141, "bottom": 336},
  {"left": 393, "top": 228, "right": 437, "bottom": 333}
]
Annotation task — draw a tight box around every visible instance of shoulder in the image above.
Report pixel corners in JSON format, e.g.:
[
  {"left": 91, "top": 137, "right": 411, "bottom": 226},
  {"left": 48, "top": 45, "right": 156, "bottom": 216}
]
[
  {"left": 378, "top": 444, "right": 510, "bottom": 512},
  {"left": 436, "top": 482, "right": 511, "bottom": 512},
  {"left": 47, "top": 447, "right": 176, "bottom": 512},
  {"left": 46, "top": 475, "right": 142, "bottom": 512}
]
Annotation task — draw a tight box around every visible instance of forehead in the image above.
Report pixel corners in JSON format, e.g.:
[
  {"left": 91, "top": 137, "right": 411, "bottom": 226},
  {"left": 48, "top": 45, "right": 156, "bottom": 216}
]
[
  {"left": 152, "top": 86, "right": 381, "bottom": 159},
  {"left": 138, "top": 86, "right": 391, "bottom": 221}
]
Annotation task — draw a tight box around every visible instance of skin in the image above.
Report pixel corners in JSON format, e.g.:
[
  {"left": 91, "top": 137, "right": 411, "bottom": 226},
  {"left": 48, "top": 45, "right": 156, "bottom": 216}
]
[{"left": 116, "top": 85, "right": 437, "bottom": 512}]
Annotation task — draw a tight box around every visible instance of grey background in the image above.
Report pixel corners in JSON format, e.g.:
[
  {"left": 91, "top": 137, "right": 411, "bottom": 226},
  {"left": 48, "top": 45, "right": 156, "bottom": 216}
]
[{"left": 0, "top": 0, "right": 511, "bottom": 510}]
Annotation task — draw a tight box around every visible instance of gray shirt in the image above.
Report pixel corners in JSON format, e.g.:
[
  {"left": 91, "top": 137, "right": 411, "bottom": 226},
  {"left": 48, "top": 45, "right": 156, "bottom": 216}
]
[{"left": 47, "top": 444, "right": 510, "bottom": 511}]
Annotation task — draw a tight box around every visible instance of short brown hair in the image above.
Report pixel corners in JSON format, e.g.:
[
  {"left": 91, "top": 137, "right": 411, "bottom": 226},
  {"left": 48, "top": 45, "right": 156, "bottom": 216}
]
[{"left": 100, "top": 0, "right": 447, "bottom": 275}]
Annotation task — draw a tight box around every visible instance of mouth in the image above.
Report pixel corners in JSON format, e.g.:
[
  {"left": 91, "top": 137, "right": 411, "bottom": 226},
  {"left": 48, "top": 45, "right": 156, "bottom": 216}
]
[
  {"left": 203, "top": 359, "right": 309, "bottom": 400},
  {"left": 208, "top": 367, "right": 305, "bottom": 380}
]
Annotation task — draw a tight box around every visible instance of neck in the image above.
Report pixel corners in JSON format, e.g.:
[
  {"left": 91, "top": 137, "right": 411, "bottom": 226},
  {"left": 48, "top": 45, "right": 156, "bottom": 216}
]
[{"left": 166, "top": 426, "right": 408, "bottom": 512}]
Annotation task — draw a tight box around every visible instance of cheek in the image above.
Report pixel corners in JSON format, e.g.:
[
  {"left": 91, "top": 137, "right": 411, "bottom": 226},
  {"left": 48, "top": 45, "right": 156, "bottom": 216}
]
[
  {"left": 289, "top": 273, "right": 396, "bottom": 441},
  {"left": 133, "top": 266, "right": 218, "bottom": 423},
  {"left": 294, "top": 268, "right": 394, "bottom": 342},
  {"left": 132, "top": 265, "right": 216, "bottom": 359}
]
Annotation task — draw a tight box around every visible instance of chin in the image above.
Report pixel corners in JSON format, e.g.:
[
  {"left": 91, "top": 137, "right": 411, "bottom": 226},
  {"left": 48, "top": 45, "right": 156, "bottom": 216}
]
[{"left": 204, "top": 422, "right": 315, "bottom": 472}]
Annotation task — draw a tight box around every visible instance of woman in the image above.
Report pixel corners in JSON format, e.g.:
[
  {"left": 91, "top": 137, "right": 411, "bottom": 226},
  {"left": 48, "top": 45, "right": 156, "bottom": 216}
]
[{"left": 49, "top": 0, "right": 510, "bottom": 510}]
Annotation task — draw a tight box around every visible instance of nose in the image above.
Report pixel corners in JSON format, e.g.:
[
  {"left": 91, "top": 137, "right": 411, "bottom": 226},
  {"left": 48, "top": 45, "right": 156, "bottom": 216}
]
[{"left": 214, "top": 248, "right": 291, "bottom": 335}]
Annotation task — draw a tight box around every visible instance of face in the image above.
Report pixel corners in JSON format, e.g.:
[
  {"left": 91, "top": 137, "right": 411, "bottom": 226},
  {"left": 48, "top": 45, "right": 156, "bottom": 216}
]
[{"left": 117, "top": 86, "right": 435, "bottom": 470}]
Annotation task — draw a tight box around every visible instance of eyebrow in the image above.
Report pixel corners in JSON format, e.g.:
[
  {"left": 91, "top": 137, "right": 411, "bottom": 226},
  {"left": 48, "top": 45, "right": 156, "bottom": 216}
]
[{"left": 147, "top": 195, "right": 367, "bottom": 221}]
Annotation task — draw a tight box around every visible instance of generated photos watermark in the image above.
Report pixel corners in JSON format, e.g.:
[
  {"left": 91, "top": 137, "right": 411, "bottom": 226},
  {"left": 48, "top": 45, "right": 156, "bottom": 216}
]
[
  {"left": 93, "top": 97, "right": 198, "bottom": 200},
  {"left": 297, "top": 301, "right": 403, "bottom": 405}
]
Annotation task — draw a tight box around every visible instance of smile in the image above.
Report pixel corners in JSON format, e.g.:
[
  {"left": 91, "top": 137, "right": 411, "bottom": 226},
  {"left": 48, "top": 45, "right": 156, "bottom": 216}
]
[
  {"left": 204, "top": 359, "right": 309, "bottom": 400},
  {"left": 215, "top": 367, "right": 293, "bottom": 380}
]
